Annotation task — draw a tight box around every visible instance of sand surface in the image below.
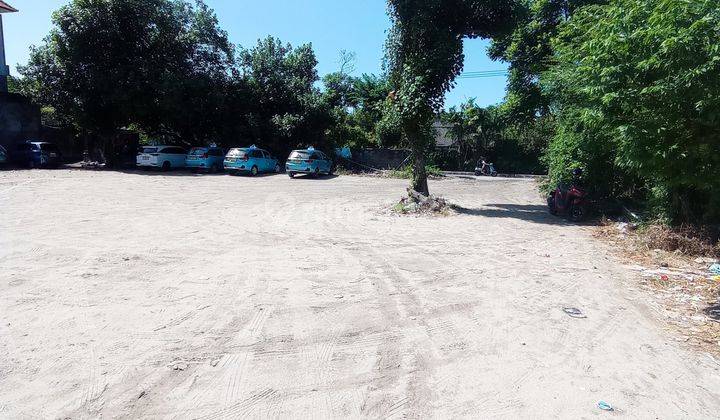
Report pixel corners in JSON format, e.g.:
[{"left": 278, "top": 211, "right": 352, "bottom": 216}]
[{"left": 1, "top": 169, "right": 719, "bottom": 418}]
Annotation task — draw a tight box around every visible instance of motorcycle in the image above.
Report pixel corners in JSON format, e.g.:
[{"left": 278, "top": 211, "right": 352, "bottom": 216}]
[
  {"left": 547, "top": 181, "right": 589, "bottom": 222},
  {"left": 474, "top": 162, "right": 498, "bottom": 177}
]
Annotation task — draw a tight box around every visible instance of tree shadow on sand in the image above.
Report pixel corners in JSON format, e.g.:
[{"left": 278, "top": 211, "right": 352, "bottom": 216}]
[
  {"left": 115, "top": 168, "right": 287, "bottom": 178},
  {"left": 451, "top": 203, "right": 589, "bottom": 226}
]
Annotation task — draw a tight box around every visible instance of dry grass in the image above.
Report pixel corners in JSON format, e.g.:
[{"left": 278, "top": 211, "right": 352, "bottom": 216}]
[
  {"left": 595, "top": 220, "right": 720, "bottom": 355},
  {"left": 638, "top": 224, "right": 720, "bottom": 258}
]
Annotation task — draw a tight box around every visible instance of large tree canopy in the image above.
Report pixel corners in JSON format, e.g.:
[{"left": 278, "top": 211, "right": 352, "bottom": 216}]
[
  {"left": 16, "top": 1, "right": 339, "bottom": 160},
  {"left": 238, "top": 36, "right": 324, "bottom": 154},
  {"left": 385, "top": 0, "right": 523, "bottom": 195},
  {"left": 19, "top": 0, "right": 233, "bottom": 140},
  {"left": 543, "top": 0, "right": 720, "bottom": 223},
  {"left": 488, "top": 0, "right": 606, "bottom": 120}
]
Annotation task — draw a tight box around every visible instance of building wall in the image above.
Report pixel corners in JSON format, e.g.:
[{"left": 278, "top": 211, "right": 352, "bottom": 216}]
[
  {"left": 351, "top": 148, "right": 411, "bottom": 170},
  {"left": 0, "top": 93, "right": 41, "bottom": 148}
]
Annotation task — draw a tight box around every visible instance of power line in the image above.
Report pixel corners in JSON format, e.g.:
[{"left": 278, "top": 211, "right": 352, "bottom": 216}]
[
  {"left": 462, "top": 70, "right": 507, "bottom": 75},
  {"left": 457, "top": 69, "right": 508, "bottom": 79}
]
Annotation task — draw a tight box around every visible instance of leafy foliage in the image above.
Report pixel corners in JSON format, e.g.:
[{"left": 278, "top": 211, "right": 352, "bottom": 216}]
[
  {"left": 16, "top": 1, "right": 341, "bottom": 160},
  {"left": 489, "top": 0, "right": 607, "bottom": 120},
  {"left": 439, "top": 99, "right": 550, "bottom": 173},
  {"left": 322, "top": 71, "right": 400, "bottom": 149},
  {"left": 544, "top": 0, "right": 720, "bottom": 223},
  {"left": 19, "top": 0, "right": 233, "bottom": 140},
  {"left": 6, "top": 75, "right": 20, "bottom": 93},
  {"left": 237, "top": 36, "right": 332, "bottom": 155}
]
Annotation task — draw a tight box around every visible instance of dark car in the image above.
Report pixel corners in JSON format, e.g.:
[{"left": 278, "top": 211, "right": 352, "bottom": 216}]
[
  {"left": 12, "top": 141, "right": 63, "bottom": 168},
  {"left": 0, "top": 145, "right": 8, "bottom": 166}
]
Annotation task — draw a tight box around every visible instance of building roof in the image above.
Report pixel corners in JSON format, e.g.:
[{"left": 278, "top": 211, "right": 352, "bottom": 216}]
[{"left": 0, "top": 1, "right": 18, "bottom": 13}]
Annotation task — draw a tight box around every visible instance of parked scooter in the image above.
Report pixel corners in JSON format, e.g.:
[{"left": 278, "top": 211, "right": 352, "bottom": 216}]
[
  {"left": 547, "top": 168, "right": 589, "bottom": 222},
  {"left": 474, "top": 160, "right": 498, "bottom": 177}
]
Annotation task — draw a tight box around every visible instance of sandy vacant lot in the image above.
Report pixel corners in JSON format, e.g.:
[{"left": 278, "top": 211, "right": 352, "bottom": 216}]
[{"left": 1, "top": 169, "right": 719, "bottom": 419}]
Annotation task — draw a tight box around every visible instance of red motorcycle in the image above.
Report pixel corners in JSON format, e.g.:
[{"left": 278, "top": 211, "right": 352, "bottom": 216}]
[{"left": 548, "top": 170, "right": 589, "bottom": 222}]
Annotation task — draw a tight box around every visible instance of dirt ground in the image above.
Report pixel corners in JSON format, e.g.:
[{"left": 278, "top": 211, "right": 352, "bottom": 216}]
[{"left": 1, "top": 169, "right": 719, "bottom": 419}]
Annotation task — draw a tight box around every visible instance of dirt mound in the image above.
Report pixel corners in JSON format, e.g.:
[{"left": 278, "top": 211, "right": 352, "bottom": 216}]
[{"left": 391, "top": 188, "right": 455, "bottom": 216}]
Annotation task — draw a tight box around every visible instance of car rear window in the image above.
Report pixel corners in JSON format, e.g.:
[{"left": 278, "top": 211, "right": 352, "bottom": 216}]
[
  {"left": 227, "top": 148, "right": 247, "bottom": 157},
  {"left": 189, "top": 148, "right": 208, "bottom": 156},
  {"left": 141, "top": 147, "right": 158, "bottom": 154},
  {"left": 289, "top": 151, "right": 310, "bottom": 160},
  {"left": 39, "top": 143, "right": 59, "bottom": 152}
]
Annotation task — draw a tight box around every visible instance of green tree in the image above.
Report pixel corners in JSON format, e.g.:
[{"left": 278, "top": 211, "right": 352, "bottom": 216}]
[
  {"left": 489, "top": 0, "right": 606, "bottom": 120},
  {"left": 544, "top": 0, "right": 720, "bottom": 223},
  {"left": 441, "top": 100, "right": 549, "bottom": 173},
  {"left": 18, "top": 0, "right": 233, "bottom": 161},
  {"left": 238, "top": 36, "right": 330, "bottom": 155},
  {"left": 385, "top": 0, "right": 523, "bottom": 196},
  {"left": 6, "top": 75, "right": 20, "bottom": 93},
  {"left": 352, "top": 74, "right": 402, "bottom": 148},
  {"left": 146, "top": 0, "right": 235, "bottom": 144},
  {"left": 322, "top": 70, "right": 399, "bottom": 149}
]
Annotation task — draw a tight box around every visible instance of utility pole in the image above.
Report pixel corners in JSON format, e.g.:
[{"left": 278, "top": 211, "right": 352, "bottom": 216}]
[{"left": 0, "top": 1, "right": 18, "bottom": 93}]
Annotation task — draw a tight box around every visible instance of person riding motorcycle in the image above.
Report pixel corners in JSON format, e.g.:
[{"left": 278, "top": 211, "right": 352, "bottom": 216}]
[{"left": 479, "top": 157, "right": 490, "bottom": 174}]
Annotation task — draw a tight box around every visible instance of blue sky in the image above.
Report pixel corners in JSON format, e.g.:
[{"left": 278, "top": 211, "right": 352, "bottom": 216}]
[{"left": 3, "top": 0, "right": 509, "bottom": 107}]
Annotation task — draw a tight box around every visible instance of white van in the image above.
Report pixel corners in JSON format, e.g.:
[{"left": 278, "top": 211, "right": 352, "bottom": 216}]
[{"left": 136, "top": 146, "right": 187, "bottom": 170}]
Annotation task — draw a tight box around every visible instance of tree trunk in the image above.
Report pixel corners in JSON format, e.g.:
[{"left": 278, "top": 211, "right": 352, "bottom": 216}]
[
  {"left": 411, "top": 149, "right": 429, "bottom": 196},
  {"left": 404, "top": 118, "right": 431, "bottom": 196}
]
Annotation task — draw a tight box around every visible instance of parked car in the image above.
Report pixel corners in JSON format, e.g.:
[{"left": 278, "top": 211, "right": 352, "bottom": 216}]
[
  {"left": 224, "top": 146, "right": 280, "bottom": 176},
  {"left": 0, "top": 145, "right": 8, "bottom": 166},
  {"left": 185, "top": 146, "right": 225, "bottom": 172},
  {"left": 136, "top": 145, "right": 187, "bottom": 170},
  {"left": 11, "top": 141, "right": 63, "bottom": 168},
  {"left": 286, "top": 147, "right": 334, "bottom": 178}
]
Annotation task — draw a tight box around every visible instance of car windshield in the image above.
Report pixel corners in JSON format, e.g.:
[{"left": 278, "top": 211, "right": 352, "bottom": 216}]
[
  {"left": 189, "top": 148, "right": 208, "bottom": 156},
  {"left": 289, "top": 151, "right": 311, "bottom": 160},
  {"left": 141, "top": 147, "right": 158, "bottom": 154},
  {"left": 39, "top": 144, "right": 59, "bottom": 152},
  {"left": 227, "top": 148, "right": 247, "bottom": 157}
]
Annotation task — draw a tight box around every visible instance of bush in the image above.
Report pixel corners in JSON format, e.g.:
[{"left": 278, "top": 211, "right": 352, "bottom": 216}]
[
  {"left": 544, "top": 0, "right": 720, "bottom": 224},
  {"left": 389, "top": 164, "right": 443, "bottom": 179},
  {"left": 638, "top": 224, "right": 720, "bottom": 258}
]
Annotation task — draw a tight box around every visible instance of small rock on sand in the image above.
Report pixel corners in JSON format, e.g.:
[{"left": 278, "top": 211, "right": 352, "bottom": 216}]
[{"left": 171, "top": 362, "right": 188, "bottom": 371}]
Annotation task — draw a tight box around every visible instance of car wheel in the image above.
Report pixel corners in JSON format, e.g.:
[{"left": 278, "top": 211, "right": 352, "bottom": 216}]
[
  {"left": 288, "top": 172, "right": 295, "bottom": 178},
  {"left": 28, "top": 159, "right": 35, "bottom": 169},
  {"left": 274, "top": 163, "right": 281, "bottom": 173},
  {"left": 327, "top": 165, "right": 335, "bottom": 176},
  {"left": 251, "top": 165, "right": 258, "bottom": 176},
  {"left": 547, "top": 195, "right": 558, "bottom": 216},
  {"left": 569, "top": 204, "right": 586, "bottom": 222},
  {"left": 313, "top": 167, "right": 320, "bottom": 178},
  {"left": 162, "top": 161, "right": 171, "bottom": 171}
]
